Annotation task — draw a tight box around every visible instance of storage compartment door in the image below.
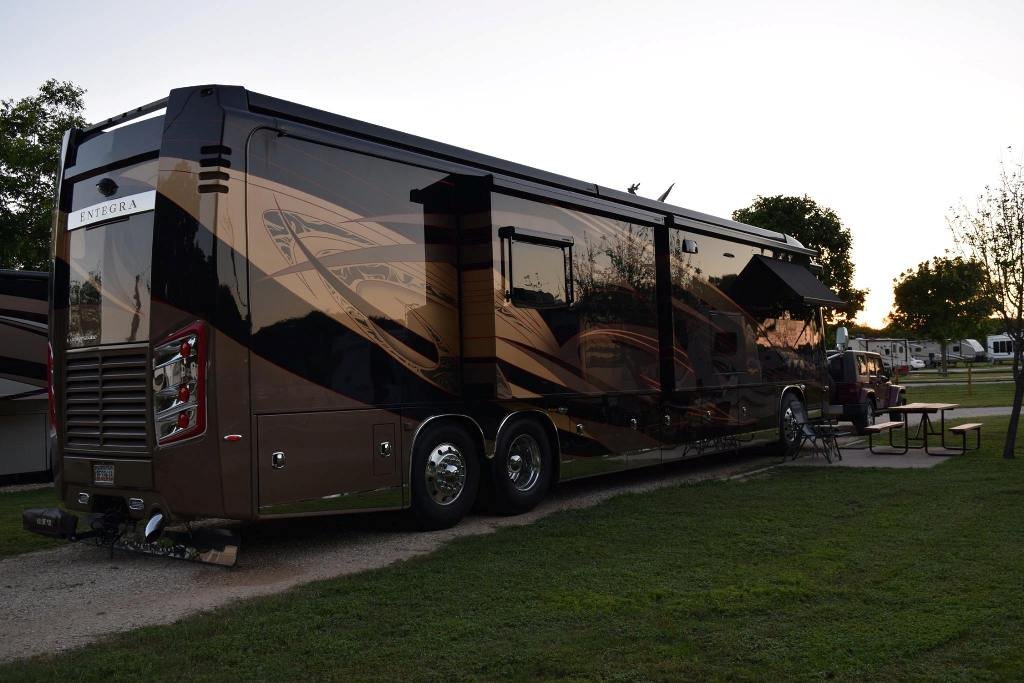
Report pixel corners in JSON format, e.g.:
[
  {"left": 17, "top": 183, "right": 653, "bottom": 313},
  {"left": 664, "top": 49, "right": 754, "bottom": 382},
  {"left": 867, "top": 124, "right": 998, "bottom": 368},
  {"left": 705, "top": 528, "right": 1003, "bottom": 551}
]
[{"left": 257, "top": 409, "right": 402, "bottom": 514}]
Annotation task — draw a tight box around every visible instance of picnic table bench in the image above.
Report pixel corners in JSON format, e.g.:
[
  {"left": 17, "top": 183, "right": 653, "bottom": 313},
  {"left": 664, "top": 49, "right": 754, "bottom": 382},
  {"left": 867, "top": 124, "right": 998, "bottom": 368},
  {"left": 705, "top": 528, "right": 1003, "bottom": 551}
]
[
  {"left": 882, "top": 402, "right": 980, "bottom": 455},
  {"left": 948, "top": 422, "right": 983, "bottom": 452},
  {"left": 863, "top": 420, "right": 908, "bottom": 455}
]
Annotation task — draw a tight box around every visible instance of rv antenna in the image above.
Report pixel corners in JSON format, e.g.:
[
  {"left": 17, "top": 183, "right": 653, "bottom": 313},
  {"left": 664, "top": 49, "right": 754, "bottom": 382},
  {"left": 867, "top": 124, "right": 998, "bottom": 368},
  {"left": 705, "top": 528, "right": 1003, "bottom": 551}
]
[
  {"left": 627, "top": 182, "right": 640, "bottom": 195},
  {"left": 657, "top": 183, "right": 675, "bottom": 203}
]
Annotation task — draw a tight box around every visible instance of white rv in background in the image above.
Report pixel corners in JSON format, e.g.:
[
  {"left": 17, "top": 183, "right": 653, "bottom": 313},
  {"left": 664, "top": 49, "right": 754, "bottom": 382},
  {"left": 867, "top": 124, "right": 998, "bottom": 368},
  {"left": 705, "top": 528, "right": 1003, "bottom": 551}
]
[
  {"left": 907, "top": 339, "right": 984, "bottom": 367},
  {"left": 986, "top": 334, "right": 1016, "bottom": 363},
  {"left": 849, "top": 338, "right": 910, "bottom": 370}
]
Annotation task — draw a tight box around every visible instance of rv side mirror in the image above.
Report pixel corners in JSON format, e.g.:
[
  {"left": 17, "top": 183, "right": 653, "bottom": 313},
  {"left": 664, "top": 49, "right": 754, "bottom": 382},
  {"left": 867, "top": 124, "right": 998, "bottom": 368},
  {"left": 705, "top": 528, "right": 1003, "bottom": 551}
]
[{"left": 835, "top": 326, "right": 849, "bottom": 351}]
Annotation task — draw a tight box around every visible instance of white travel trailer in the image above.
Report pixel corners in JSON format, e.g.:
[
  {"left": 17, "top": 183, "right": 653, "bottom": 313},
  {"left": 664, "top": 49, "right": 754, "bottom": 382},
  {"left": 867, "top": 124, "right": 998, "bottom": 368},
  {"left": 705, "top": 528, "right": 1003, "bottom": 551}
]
[
  {"left": 986, "top": 334, "right": 1016, "bottom": 363},
  {"left": 849, "top": 337, "right": 910, "bottom": 370},
  {"left": 907, "top": 339, "right": 984, "bottom": 367}
]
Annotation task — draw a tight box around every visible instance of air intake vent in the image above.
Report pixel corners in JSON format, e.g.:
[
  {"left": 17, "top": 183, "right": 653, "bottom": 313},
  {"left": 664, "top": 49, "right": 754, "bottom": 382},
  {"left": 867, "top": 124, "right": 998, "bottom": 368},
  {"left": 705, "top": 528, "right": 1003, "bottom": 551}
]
[
  {"left": 64, "top": 346, "right": 150, "bottom": 455},
  {"left": 198, "top": 148, "right": 231, "bottom": 194}
]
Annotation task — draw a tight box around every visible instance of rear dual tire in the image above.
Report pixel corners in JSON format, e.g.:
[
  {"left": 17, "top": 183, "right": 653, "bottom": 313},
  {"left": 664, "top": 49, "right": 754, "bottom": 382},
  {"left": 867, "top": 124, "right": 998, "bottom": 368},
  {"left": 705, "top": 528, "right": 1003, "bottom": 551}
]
[
  {"left": 410, "top": 423, "right": 480, "bottom": 530},
  {"left": 487, "top": 420, "right": 554, "bottom": 515},
  {"left": 409, "top": 419, "right": 555, "bottom": 528}
]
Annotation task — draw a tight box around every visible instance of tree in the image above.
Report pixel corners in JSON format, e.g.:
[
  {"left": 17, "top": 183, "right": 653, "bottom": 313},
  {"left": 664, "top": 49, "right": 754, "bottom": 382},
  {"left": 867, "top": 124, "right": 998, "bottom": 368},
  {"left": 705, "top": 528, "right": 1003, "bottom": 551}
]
[
  {"left": 949, "top": 157, "right": 1024, "bottom": 459},
  {"left": 733, "top": 195, "right": 867, "bottom": 323},
  {"left": 0, "top": 79, "right": 86, "bottom": 270},
  {"left": 889, "top": 256, "right": 996, "bottom": 376}
]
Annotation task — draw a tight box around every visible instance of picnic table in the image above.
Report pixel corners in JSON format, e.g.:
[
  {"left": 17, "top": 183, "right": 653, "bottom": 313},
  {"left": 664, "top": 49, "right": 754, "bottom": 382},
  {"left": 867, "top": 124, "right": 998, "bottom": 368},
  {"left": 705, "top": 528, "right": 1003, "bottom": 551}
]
[{"left": 886, "top": 402, "right": 974, "bottom": 455}]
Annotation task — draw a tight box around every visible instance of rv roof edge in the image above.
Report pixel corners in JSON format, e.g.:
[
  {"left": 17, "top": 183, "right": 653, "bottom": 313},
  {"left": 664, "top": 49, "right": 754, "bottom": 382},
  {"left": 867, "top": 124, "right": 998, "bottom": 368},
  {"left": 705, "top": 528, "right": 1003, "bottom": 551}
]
[
  {"left": 81, "top": 96, "right": 170, "bottom": 139},
  {"left": 76, "top": 84, "right": 816, "bottom": 256},
  {"left": 240, "top": 87, "right": 813, "bottom": 255}
]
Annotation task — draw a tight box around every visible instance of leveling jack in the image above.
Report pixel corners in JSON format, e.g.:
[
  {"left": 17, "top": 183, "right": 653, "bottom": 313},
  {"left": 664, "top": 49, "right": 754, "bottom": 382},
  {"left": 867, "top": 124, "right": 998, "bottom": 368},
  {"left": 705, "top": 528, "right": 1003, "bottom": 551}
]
[{"left": 22, "top": 508, "right": 239, "bottom": 567}]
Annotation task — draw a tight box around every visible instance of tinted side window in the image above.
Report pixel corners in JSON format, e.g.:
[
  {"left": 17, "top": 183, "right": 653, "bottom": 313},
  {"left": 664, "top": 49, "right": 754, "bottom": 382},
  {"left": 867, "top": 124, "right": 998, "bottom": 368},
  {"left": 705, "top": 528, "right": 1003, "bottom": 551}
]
[
  {"left": 246, "top": 132, "right": 461, "bottom": 404},
  {"left": 752, "top": 311, "right": 823, "bottom": 382},
  {"left": 506, "top": 239, "right": 569, "bottom": 309},
  {"left": 493, "top": 193, "right": 659, "bottom": 393},
  {"left": 669, "top": 229, "right": 762, "bottom": 388}
]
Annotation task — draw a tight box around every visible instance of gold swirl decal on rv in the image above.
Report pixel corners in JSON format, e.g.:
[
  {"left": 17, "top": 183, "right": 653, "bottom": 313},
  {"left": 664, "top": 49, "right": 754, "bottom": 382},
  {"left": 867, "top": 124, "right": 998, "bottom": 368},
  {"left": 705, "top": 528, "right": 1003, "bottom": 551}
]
[{"left": 254, "top": 204, "right": 459, "bottom": 394}]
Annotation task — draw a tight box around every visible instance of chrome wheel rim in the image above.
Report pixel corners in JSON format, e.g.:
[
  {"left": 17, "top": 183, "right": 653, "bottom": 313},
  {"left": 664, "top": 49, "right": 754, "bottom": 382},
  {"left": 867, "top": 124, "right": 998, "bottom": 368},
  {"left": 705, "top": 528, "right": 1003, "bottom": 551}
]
[
  {"left": 507, "top": 433, "right": 542, "bottom": 492},
  {"left": 782, "top": 405, "right": 800, "bottom": 444},
  {"left": 425, "top": 443, "right": 466, "bottom": 506}
]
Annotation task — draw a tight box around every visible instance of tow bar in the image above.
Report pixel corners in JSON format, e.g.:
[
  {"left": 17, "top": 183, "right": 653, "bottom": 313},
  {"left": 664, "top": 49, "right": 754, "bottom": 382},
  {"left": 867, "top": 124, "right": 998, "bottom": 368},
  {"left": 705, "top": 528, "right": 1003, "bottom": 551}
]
[{"left": 22, "top": 508, "right": 239, "bottom": 567}]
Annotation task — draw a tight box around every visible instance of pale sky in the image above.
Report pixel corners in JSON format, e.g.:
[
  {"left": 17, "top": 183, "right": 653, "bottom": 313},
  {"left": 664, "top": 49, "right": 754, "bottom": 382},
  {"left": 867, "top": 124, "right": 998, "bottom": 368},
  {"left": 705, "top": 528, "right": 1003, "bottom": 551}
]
[{"left": 3, "top": 0, "right": 1022, "bottom": 327}]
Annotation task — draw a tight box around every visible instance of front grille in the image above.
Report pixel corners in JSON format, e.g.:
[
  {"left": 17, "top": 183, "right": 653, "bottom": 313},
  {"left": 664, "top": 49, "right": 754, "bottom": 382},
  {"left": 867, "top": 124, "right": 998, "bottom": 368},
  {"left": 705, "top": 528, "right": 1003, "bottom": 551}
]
[{"left": 64, "top": 346, "right": 150, "bottom": 454}]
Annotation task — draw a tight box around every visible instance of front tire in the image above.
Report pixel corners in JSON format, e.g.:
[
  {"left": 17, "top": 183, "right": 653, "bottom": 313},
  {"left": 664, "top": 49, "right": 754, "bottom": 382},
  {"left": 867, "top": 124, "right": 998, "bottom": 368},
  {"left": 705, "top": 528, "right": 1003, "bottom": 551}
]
[
  {"left": 410, "top": 423, "right": 480, "bottom": 530},
  {"left": 488, "top": 420, "right": 554, "bottom": 514}
]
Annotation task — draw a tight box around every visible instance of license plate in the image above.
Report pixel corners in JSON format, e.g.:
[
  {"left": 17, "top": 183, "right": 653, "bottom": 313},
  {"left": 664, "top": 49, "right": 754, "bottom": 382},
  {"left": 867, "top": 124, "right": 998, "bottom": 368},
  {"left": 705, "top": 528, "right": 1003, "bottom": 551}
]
[{"left": 93, "top": 463, "right": 114, "bottom": 486}]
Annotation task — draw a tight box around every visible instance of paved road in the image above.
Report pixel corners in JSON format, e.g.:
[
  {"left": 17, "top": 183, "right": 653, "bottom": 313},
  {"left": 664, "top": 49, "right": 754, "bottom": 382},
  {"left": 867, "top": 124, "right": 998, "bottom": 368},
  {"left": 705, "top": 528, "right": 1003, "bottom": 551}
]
[{"left": 0, "top": 448, "right": 780, "bottom": 663}]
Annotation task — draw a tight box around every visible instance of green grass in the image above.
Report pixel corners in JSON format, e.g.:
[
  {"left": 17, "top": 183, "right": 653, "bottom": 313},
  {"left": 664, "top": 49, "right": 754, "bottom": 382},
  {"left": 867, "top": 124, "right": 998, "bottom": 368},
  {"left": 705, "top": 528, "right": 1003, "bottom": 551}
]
[
  {"left": 5, "top": 419, "right": 1024, "bottom": 680},
  {"left": 906, "top": 381, "right": 1017, "bottom": 407},
  {"left": 0, "top": 486, "right": 62, "bottom": 558}
]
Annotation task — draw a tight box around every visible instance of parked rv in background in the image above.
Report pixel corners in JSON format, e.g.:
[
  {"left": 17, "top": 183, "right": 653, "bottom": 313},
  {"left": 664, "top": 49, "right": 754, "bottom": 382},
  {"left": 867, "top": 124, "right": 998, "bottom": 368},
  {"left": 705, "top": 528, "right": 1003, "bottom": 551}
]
[
  {"left": 850, "top": 337, "right": 985, "bottom": 369},
  {"left": 986, "top": 334, "right": 1016, "bottom": 363},
  {"left": 0, "top": 270, "right": 51, "bottom": 483},
  {"left": 849, "top": 338, "right": 910, "bottom": 371},
  {"left": 907, "top": 338, "right": 984, "bottom": 367}
]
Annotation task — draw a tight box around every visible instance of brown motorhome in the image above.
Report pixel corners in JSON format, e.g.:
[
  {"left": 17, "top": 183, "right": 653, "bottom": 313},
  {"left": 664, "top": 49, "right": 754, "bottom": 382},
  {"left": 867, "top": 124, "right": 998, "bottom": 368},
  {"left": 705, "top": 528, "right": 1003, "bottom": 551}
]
[{"left": 26, "top": 85, "right": 842, "bottom": 556}]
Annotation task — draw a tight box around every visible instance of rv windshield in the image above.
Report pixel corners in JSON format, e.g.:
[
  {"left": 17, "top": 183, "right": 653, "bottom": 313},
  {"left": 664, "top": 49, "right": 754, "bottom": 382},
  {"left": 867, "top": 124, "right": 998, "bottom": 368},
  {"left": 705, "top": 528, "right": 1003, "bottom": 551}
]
[
  {"left": 66, "top": 214, "right": 153, "bottom": 347},
  {"left": 64, "top": 158, "right": 157, "bottom": 347}
]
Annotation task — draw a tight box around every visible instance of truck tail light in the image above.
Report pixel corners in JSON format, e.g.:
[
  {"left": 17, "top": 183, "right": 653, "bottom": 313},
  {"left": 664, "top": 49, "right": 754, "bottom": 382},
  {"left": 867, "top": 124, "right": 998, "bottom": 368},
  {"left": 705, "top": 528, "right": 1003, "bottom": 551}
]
[
  {"left": 152, "top": 322, "right": 206, "bottom": 444},
  {"left": 47, "top": 342, "right": 56, "bottom": 438}
]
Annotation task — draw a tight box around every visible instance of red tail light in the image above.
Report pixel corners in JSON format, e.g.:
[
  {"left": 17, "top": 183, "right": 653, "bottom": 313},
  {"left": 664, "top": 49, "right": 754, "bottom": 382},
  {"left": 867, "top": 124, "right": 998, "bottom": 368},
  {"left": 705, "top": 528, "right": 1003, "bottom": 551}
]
[
  {"left": 152, "top": 322, "right": 206, "bottom": 444},
  {"left": 47, "top": 342, "right": 56, "bottom": 438}
]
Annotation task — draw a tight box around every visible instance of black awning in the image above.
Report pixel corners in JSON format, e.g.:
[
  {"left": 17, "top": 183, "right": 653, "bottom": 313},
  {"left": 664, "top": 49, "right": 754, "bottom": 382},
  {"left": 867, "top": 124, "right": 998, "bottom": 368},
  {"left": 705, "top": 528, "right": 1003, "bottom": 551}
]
[{"left": 726, "top": 255, "right": 846, "bottom": 310}]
